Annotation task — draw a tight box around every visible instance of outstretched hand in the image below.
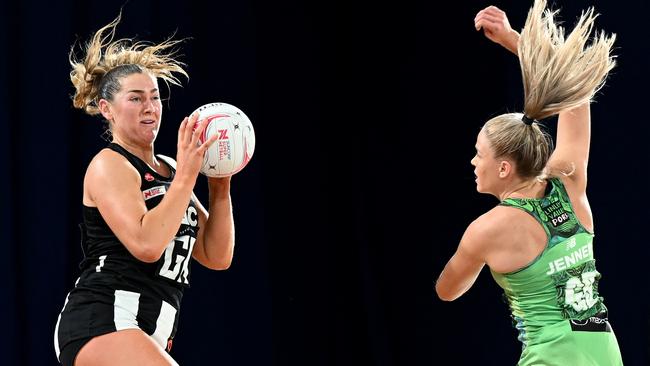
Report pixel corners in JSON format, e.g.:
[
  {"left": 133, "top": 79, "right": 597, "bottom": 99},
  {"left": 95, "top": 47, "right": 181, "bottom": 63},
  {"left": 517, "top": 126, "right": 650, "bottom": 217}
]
[{"left": 474, "top": 6, "right": 519, "bottom": 55}]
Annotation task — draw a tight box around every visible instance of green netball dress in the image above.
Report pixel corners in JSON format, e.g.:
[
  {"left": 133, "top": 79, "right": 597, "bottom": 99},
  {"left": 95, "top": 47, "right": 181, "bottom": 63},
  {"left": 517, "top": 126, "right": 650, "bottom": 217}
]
[{"left": 491, "top": 178, "right": 622, "bottom": 366}]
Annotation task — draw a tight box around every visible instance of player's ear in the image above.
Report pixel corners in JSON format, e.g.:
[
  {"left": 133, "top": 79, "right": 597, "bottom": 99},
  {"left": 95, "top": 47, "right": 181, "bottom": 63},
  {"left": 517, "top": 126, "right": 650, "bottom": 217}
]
[
  {"left": 98, "top": 99, "right": 113, "bottom": 122},
  {"left": 498, "top": 160, "right": 513, "bottom": 178}
]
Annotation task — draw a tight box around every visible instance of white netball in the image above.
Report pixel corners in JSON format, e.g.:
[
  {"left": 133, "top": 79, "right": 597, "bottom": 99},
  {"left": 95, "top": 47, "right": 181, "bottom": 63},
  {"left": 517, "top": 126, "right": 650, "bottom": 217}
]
[{"left": 191, "top": 102, "right": 256, "bottom": 178}]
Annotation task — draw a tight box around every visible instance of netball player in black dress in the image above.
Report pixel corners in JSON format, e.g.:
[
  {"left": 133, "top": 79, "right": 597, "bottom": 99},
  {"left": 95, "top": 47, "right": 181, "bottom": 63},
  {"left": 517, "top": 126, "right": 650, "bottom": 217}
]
[{"left": 54, "top": 14, "right": 235, "bottom": 366}]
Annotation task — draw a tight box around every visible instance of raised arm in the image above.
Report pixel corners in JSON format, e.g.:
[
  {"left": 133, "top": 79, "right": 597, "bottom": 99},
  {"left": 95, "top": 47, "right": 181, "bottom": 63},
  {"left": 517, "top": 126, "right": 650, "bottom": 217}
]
[
  {"left": 474, "top": 6, "right": 519, "bottom": 55},
  {"left": 546, "top": 103, "right": 590, "bottom": 192},
  {"left": 85, "top": 114, "right": 217, "bottom": 262},
  {"left": 475, "top": 5, "right": 595, "bottom": 193},
  {"left": 155, "top": 156, "right": 235, "bottom": 270},
  {"left": 191, "top": 178, "right": 235, "bottom": 270}
]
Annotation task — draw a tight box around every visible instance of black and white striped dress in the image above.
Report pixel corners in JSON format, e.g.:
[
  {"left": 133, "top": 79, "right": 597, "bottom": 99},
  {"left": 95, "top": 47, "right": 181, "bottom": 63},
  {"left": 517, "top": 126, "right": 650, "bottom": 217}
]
[{"left": 54, "top": 143, "right": 199, "bottom": 364}]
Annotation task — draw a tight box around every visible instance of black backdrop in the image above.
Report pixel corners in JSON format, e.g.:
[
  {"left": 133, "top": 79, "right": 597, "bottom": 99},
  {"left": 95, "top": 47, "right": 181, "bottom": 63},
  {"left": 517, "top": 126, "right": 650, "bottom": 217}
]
[{"left": 2, "top": 0, "right": 648, "bottom": 365}]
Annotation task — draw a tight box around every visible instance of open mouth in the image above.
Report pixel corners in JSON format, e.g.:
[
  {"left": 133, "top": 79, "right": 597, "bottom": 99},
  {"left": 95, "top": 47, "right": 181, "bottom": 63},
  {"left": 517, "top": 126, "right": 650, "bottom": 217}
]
[{"left": 141, "top": 120, "right": 156, "bottom": 125}]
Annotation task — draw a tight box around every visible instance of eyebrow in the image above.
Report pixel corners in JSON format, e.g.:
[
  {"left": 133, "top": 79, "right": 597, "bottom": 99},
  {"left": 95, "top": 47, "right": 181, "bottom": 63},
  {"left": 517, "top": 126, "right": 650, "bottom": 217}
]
[{"left": 126, "top": 88, "right": 159, "bottom": 94}]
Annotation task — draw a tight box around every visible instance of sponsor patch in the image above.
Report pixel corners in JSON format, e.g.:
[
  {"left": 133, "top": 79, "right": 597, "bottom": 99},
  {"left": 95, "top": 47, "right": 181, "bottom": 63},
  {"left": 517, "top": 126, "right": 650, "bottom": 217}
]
[
  {"left": 542, "top": 201, "right": 572, "bottom": 227},
  {"left": 143, "top": 185, "right": 166, "bottom": 201}
]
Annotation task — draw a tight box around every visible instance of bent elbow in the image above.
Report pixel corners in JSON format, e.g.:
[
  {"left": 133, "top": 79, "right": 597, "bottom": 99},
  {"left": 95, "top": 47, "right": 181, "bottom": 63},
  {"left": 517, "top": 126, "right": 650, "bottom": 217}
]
[
  {"left": 206, "top": 258, "right": 232, "bottom": 270},
  {"left": 435, "top": 283, "right": 459, "bottom": 302},
  {"left": 135, "top": 247, "right": 163, "bottom": 263},
  {"left": 437, "top": 292, "right": 457, "bottom": 302},
  {"left": 215, "top": 260, "right": 232, "bottom": 270},
  {"left": 127, "top": 240, "right": 164, "bottom": 263},
  {"left": 202, "top": 249, "right": 233, "bottom": 270}
]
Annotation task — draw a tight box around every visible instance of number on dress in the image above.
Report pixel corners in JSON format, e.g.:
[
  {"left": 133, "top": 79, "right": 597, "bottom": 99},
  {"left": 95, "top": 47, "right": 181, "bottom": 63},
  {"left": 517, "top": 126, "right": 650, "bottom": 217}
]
[{"left": 158, "top": 235, "right": 195, "bottom": 284}]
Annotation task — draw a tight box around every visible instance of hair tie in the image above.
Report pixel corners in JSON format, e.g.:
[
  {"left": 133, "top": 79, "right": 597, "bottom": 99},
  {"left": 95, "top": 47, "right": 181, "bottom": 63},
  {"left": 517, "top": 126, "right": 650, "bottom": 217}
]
[{"left": 521, "top": 115, "right": 535, "bottom": 126}]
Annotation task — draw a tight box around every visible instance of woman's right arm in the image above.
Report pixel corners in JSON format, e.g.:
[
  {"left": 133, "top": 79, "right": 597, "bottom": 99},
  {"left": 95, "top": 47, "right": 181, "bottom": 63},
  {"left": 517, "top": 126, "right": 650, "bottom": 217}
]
[{"left": 84, "top": 114, "right": 217, "bottom": 262}]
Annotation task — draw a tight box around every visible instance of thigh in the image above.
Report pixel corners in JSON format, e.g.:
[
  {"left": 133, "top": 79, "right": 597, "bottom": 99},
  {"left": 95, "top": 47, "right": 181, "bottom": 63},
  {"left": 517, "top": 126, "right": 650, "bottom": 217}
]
[{"left": 75, "top": 329, "right": 178, "bottom": 366}]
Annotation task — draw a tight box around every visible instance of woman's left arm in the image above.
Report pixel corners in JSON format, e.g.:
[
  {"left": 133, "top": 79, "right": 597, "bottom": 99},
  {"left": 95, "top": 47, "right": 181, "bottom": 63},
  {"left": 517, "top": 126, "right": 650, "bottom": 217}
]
[{"left": 192, "top": 177, "right": 235, "bottom": 270}]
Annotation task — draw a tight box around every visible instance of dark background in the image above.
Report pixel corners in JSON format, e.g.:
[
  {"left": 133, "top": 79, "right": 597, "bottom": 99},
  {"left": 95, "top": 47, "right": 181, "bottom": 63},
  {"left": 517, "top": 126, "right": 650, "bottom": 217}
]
[{"left": 1, "top": 0, "right": 647, "bottom": 365}]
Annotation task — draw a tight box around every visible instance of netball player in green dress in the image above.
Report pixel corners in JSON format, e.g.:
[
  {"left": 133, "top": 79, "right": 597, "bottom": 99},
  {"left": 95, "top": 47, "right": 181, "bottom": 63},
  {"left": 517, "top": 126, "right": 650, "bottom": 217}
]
[{"left": 436, "top": 1, "right": 622, "bottom": 364}]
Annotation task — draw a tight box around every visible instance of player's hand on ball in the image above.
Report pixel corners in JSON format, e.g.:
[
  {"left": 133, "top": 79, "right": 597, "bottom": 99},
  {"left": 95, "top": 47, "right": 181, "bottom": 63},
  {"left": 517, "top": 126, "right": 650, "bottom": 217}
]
[{"left": 175, "top": 113, "right": 218, "bottom": 183}]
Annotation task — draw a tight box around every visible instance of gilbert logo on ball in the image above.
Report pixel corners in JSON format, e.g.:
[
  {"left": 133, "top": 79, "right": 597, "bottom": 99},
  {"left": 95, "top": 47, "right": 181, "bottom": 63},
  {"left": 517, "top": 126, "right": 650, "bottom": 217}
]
[{"left": 192, "top": 102, "right": 256, "bottom": 178}]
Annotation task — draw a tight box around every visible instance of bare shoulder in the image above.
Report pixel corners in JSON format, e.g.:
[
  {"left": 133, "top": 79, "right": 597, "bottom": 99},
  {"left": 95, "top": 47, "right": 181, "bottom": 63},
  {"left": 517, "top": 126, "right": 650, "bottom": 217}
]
[
  {"left": 486, "top": 204, "right": 527, "bottom": 221},
  {"left": 464, "top": 207, "right": 522, "bottom": 249},
  {"left": 486, "top": 205, "right": 539, "bottom": 232},
  {"left": 461, "top": 208, "right": 509, "bottom": 253},
  {"left": 87, "top": 149, "right": 139, "bottom": 181},
  {"left": 470, "top": 207, "right": 515, "bottom": 235},
  {"left": 84, "top": 149, "right": 141, "bottom": 205}
]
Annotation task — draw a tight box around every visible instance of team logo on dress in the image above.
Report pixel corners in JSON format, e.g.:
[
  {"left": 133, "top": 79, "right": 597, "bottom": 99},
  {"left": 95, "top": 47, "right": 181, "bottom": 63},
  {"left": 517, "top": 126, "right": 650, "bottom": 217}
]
[
  {"left": 167, "top": 338, "right": 173, "bottom": 352},
  {"left": 142, "top": 185, "right": 166, "bottom": 201},
  {"left": 144, "top": 172, "right": 155, "bottom": 182}
]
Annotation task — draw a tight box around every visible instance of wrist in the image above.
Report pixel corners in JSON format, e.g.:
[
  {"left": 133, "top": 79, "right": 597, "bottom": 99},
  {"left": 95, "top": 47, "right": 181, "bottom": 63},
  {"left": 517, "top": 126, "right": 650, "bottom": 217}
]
[
  {"left": 208, "top": 177, "right": 231, "bottom": 198},
  {"left": 505, "top": 29, "right": 520, "bottom": 55},
  {"left": 171, "top": 176, "right": 196, "bottom": 193},
  {"left": 208, "top": 176, "right": 231, "bottom": 187}
]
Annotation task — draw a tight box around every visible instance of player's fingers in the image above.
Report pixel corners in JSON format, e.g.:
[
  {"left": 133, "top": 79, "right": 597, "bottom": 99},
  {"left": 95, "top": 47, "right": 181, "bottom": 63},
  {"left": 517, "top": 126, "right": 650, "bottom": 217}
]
[
  {"left": 475, "top": 13, "right": 500, "bottom": 26},
  {"left": 487, "top": 6, "right": 505, "bottom": 16},
  {"left": 198, "top": 134, "right": 219, "bottom": 154},
  {"left": 178, "top": 117, "right": 189, "bottom": 144},
  {"left": 191, "top": 117, "right": 211, "bottom": 147},
  {"left": 186, "top": 113, "right": 200, "bottom": 143},
  {"left": 475, "top": 19, "right": 492, "bottom": 31},
  {"left": 474, "top": 8, "right": 486, "bottom": 23},
  {"left": 475, "top": 16, "right": 500, "bottom": 32}
]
